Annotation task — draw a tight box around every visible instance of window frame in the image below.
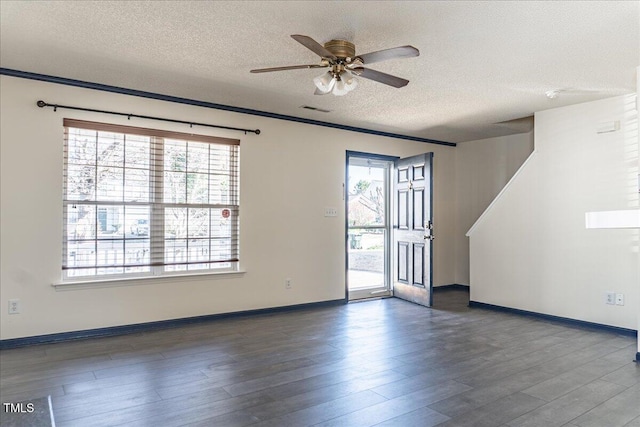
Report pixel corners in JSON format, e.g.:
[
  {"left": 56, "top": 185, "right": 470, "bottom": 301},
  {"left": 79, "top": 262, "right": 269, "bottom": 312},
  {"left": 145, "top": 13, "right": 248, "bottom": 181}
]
[{"left": 61, "top": 119, "right": 240, "bottom": 283}]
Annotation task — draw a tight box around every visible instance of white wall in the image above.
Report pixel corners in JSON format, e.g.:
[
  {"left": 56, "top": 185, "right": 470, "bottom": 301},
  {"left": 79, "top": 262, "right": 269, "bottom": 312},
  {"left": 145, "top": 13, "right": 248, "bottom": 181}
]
[
  {"left": 0, "top": 75, "right": 458, "bottom": 340},
  {"left": 454, "top": 132, "right": 534, "bottom": 285},
  {"left": 468, "top": 94, "right": 639, "bottom": 330}
]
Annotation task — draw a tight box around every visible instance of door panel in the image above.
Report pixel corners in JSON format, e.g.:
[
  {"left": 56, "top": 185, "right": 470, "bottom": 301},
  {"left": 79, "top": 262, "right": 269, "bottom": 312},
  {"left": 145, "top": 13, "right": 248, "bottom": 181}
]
[
  {"left": 413, "top": 189, "right": 425, "bottom": 230},
  {"left": 398, "top": 167, "right": 410, "bottom": 182},
  {"left": 413, "top": 243, "right": 425, "bottom": 287},
  {"left": 413, "top": 165, "right": 425, "bottom": 180},
  {"left": 393, "top": 153, "right": 433, "bottom": 307},
  {"left": 398, "top": 190, "right": 409, "bottom": 230},
  {"left": 397, "top": 241, "right": 409, "bottom": 283}
]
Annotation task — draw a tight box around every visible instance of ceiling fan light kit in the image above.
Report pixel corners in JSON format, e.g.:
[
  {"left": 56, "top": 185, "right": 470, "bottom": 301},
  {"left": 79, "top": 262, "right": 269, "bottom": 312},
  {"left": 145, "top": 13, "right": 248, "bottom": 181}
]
[
  {"left": 313, "top": 71, "right": 336, "bottom": 93},
  {"left": 251, "top": 34, "right": 419, "bottom": 96},
  {"left": 314, "top": 69, "right": 358, "bottom": 96}
]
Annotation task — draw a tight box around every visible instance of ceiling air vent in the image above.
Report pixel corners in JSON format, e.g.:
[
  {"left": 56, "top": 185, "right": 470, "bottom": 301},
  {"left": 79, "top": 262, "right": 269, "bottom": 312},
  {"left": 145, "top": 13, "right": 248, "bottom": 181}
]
[{"left": 300, "top": 105, "right": 332, "bottom": 113}]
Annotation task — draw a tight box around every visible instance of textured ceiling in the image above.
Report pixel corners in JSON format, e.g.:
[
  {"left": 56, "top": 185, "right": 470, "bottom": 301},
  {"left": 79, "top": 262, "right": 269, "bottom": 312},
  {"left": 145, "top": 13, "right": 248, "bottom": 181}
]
[{"left": 1, "top": 1, "right": 638, "bottom": 143}]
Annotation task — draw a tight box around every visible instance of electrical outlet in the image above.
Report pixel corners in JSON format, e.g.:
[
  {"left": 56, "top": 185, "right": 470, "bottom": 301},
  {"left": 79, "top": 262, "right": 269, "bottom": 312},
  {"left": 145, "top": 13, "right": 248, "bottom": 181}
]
[
  {"left": 615, "top": 293, "right": 624, "bottom": 306},
  {"left": 324, "top": 207, "right": 338, "bottom": 217},
  {"left": 8, "top": 299, "right": 21, "bottom": 314},
  {"left": 285, "top": 278, "right": 292, "bottom": 289},
  {"left": 605, "top": 292, "right": 616, "bottom": 305}
]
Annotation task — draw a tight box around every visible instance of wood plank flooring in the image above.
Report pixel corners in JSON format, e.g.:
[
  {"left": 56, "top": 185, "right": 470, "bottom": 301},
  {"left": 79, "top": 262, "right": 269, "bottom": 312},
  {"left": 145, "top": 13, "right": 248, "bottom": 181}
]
[{"left": 1, "top": 289, "right": 638, "bottom": 426}]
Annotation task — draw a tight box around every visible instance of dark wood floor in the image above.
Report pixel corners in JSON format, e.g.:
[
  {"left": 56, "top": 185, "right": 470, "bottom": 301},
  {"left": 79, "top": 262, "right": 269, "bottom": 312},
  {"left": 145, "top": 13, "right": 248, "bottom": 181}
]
[{"left": 1, "top": 289, "right": 638, "bottom": 427}]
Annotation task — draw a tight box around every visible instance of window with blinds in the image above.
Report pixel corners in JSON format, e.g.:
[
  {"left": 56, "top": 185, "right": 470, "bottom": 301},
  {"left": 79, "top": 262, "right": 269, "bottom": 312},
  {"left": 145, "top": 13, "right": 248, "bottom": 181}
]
[{"left": 62, "top": 119, "right": 240, "bottom": 280}]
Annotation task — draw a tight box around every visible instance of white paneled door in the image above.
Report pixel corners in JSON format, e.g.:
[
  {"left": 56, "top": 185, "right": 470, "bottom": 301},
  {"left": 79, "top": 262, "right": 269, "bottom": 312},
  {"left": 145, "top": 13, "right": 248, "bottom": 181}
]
[{"left": 393, "top": 153, "right": 434, "bottom": 307}]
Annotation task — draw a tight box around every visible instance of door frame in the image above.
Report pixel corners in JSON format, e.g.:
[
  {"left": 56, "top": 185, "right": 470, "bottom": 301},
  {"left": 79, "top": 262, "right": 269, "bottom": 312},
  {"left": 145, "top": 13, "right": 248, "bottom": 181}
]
[{"left": 345, "top": 151, "right": 399, "bottom": 301}]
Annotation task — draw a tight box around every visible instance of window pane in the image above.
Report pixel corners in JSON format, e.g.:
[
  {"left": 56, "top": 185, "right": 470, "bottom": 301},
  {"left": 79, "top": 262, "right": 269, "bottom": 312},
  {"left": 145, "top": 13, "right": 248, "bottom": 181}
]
[
  {"left": 211, "top": 208, "right": 232, "bottom": 238},
  {"left": 187, "top": 142, "right": 209, "bottom": 173},
  {"left": 66, "top": 204, "right": 96, "bottom": 240},
  {"left": 97, "top": 166, "right": 124, "bottom": 201},
  {"left": 67, "top": 128, "right": 96, "bottom": 164},
  {"left": 165, "top": 207, "right": 187, "bottom": 238},
  {"left": 188, "top": 239, "right": 209, "bottom": 263},
  {"left": 97, "top": 206, "right": 124, "bottom": 239},
  {"left": 165, "top": 239, "right": 187, "bottom": 271},
  {"left": 66, "top": 164, "right": 96, "bottom": 201},
  {"left": 124, "top": 135, "right": 150, "bottom": 168},
  {"left": 125, "top": 206, "right": 150, "bottom": 238},
  {"left": 124, "top": 168, "right": 149, "bottom": 202},
  {"left": 164, "top": 171, "right": 186, "bottom": 203},
  {"left": 67, "top": 268, "right": 97, "bottom": 278},
  {"left": 97, "top": 240, "right": 124, "bottom": 268},
  {"left": 97, "top": 267, "right": 125, "bottom": 275},
  {"left": 209, "top": 174, "right": 231, "bottom": 204},
  {"left": 165, "top": 139, "right": 186, "bottom": 171},
  {"left": 211, "top": 238, "right": 233, "bottom": 261},
  {"left": 67, "top": 240, "right": 96, "bottom": 267},
  {"left": 97, "top": 132, "right": 124, "bottom": 167},
  {"left": 187, "top": 173, "right": 209, "bottom": 204},
  {"left": 125, "top": 239, "right": 150, "bottom": 266},
  {"left": 125, "top": 265, "right": 151, "bottom": 274},
  {"left": 188, "top": 208, "right": 209, "bottom": 238},
  {"left": 210, "top": 145, "right": 232, "bottom": 171}
]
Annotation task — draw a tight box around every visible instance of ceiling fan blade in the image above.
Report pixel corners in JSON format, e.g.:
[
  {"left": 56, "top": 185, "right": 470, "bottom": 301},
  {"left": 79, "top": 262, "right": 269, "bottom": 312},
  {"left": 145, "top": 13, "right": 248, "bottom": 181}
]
[
  {"left": 291, "top": 35, "right": 337, "bottom": 60},
  {"left": 250, "top": 64, "right": 328, "bottom": 73},
  {"left": 352, "top": 67, "right": 409, "bottom": 88},
  {"left": 356, "top": 46, "right": 419, "bottom": 65}
]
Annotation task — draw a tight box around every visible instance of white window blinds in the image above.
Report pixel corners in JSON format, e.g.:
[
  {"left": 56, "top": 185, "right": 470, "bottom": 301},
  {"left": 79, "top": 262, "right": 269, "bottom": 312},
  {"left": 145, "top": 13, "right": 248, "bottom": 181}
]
[{"left": 62, "top": 119, "right": 240, "bottom": 279}]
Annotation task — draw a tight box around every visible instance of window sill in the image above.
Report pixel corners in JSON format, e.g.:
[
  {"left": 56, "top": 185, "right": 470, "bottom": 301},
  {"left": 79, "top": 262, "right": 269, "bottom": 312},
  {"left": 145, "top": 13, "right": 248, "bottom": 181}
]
[{"left": 52, "top": 270, "right": 246, "bottom": 291}]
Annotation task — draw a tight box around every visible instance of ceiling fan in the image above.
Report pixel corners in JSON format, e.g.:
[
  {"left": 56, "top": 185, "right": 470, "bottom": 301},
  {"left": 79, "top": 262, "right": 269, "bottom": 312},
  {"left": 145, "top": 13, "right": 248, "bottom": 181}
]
[{"left": 250, "top": 35, "right": 419, "bottom": 96}]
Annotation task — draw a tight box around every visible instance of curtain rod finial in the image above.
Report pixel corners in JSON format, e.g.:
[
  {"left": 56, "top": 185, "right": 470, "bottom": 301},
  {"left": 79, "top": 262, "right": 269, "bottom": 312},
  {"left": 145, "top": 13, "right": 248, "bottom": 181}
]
[
  {"left": 255, "top": 129, "right": 261, "bottom": 135},
  {"left": 37, "top": 100, "right": 47, "bottom": 108}
]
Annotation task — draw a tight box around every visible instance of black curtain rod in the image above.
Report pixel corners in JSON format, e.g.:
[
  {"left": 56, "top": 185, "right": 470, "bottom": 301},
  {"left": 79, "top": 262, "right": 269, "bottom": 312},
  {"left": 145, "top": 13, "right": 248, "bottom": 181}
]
[{"left": 36, "top": 100, "right": 261, "bottom": 135}]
